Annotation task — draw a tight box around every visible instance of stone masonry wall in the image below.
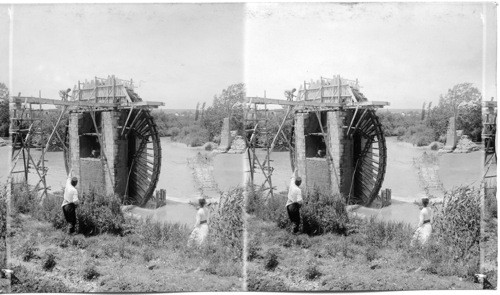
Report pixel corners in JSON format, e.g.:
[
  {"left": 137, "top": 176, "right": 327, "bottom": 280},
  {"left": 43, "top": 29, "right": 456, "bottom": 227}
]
[
  {"left": 326, "top": 110, "right": 352, "bottom": 199},
  {"left": 305, "top": 158, "right": 330, "bottom": 195},
  {"left": 68, "top": 113, "right": 81, "bottom": 195},
  {"left": 294, "top": 112, "right": 307, "bottom": 194},
  {"left": 101, "top": 111, "right": 117, "bottom": 196},
  {"left": 80, "top": 158, "right": 105, "bottom": 195},
  {"left": 326, "top": 111, "right": 342, "bottom": 198}
]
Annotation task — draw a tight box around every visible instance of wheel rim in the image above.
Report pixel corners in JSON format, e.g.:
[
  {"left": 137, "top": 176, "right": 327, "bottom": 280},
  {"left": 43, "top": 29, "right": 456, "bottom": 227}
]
[
  {"left": 350, "top": 109, "right": 387, "bottom": 205},
  {"left": 123, "top": 110, "right": 162, "bottom": 206}
]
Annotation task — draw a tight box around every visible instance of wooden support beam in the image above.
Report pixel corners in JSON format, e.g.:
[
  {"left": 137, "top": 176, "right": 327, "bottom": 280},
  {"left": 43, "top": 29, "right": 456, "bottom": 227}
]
[{"left": 11, "top": 96, "right": 164, "bottom": 108}]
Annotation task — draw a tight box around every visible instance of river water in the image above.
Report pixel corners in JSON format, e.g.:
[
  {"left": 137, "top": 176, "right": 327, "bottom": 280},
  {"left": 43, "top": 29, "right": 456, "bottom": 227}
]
[
  {"left": 10, "top": 137, "right": 243, "bottom": 201},
  {"left": 4, "top": 136, "right": 485, "bottom": 226},
  {"left": 249, "top": 137, "right": 485, "bottom": 226},
  {"left": 7, "top": 137, "right": 244, "bottom": 225}
]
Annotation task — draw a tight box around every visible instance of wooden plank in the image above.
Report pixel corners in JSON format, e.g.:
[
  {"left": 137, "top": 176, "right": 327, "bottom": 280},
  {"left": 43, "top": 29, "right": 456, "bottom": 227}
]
[
  {"left": 11, "top": 96, "right": 164, "bottom": 108},
  {"left": 247, "top": 97, "right": 342, "bottom": 107},
  {"left": 246, "top": 96, "right": 389, "bottom": 108}
]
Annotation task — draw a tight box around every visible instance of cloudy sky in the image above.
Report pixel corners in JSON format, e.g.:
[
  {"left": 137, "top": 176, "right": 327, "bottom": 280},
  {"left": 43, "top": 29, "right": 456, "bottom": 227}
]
[
  {"left": 245, "top": 2, "right": 497, "bottom": 109},
  {"left": 0, "top": 3, "right": 497, "bottom": 110},
  {"left": 1, "top": 4, "right": 244, "bottom": 109}
]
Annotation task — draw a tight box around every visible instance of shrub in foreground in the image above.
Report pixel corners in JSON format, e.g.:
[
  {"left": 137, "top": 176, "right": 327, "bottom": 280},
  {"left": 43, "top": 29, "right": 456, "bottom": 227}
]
[
  {"left": 264, "top": 248, "right": 280, "bottom": 271},
  {"left": 305, "top": 263, "right": 322, "bottom": 280},
  {"left": 210, "top": 187, "right": 244, "bottom": 257},
  {"left": 11, "top": 182, "right": 37, "bottom": 214},
  {"left": 432, "top": 186, "right": 481, "bottom": 260},
  {"left": 301, "top": 189, "right": 349, "bottom": 236},
  {"left": 82, "top": 264, "right": 100, "bottom": 281},
  {"left": 247, "top": 270, "right": 288, "bottom": 291},
  {"left": 42, "top": 252, "right": 56, "bottom": 271},
  {"left": 76, "top": 192, "right": 125, "bottom": 236}
]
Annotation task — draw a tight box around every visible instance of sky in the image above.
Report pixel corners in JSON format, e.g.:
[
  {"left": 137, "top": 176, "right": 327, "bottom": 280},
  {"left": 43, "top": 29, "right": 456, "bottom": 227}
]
[
  {"left": 245, "top": 2, "right": 497, "bottom": 109},
  {"left": 0, "top": 3, "right": 497, "bottom": 110},
  {"left": 1, "top": 4, "right": 244, "bottom": 109}
]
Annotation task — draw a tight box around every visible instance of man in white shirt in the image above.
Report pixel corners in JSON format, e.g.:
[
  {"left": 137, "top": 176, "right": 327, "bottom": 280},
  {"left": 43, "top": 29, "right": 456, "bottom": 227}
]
[
  {"left": 286, "top": 169, "right": 303, "bottom": 234},
  {"left": 62, "top": 168, "right": 79, "bottom": 234}
]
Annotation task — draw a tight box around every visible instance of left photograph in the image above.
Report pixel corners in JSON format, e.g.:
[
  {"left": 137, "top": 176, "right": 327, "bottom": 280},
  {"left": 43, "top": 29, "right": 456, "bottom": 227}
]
[
  {"left": 5, "top": 4, "right": 244, "bottom": 292},
  {"left": 0, "top": 4, "right": 11, "bottom": 293}
]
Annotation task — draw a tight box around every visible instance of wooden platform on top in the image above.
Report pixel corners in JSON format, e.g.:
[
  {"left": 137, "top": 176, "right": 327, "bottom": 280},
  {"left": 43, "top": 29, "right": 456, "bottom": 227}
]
[
  {"left": 11, "top": 96, "right": 164, "bottom": 109},
  {"left": 245, "top": 96, "right": 389, "bottom": 109}
]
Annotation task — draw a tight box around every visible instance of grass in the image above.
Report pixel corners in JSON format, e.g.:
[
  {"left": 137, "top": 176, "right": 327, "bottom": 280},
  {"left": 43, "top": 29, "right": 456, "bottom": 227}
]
[
  {"left": 9, "top": 181, "right": 244, "bottom": 292},
  {"left": 246, "top": 186, "right": 490, "bottom": 291}
]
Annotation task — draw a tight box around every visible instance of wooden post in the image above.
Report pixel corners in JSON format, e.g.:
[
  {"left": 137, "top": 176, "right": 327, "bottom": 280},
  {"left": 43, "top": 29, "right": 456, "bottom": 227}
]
[
  {"left": 112, "top": 75, "right": 116, "bottom": 103},
  {"left": 78, "top": 81, "right": 81, "bottom": 101},
  {"left": 304, "top": 81, "right": 307, "bottom": 100},
  {"left": 320, "top": 76, "right": 324, "bottom": 103},
  {"left": 337, "top": 75, "right": 342, "bottom": 104},
  {"left": 94, "top": 76, "right": 98, "bottom": 103}
]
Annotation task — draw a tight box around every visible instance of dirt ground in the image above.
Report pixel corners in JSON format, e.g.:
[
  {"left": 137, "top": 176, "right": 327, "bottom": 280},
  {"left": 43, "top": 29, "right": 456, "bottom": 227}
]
[
  {"left": 246, "top": 215, "right": 484, "bottom": 291},
  {"left": 9, "top": 214, "right": 242, "bottom": 292}
]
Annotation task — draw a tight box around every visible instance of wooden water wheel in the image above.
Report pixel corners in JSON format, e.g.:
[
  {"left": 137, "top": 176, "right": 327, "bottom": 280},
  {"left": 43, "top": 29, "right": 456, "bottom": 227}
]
[
  {"left": 349, "top": 89, "right": 387, "bottom": 206},
  {"left": 121, "top": 109, "right": 162, "bottom": 206},
  {"left": 63, "top": 87, "right": 162, "bottom": 207}
]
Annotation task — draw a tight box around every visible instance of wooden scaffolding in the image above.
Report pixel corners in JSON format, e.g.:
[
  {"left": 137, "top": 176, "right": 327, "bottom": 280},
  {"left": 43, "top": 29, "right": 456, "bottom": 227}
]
[
  {"left": 244, "top": 75, "right": 389, "bottom": 204},
  {"left": 9, "top": 76, "right": 164, "bottom": 203},
  {"left": 482, "top": 100, "right": 497, "bottom": 190}
]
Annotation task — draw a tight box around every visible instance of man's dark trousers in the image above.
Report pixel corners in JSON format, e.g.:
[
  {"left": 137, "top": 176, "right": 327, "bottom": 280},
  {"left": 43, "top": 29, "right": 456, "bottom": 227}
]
[
  {"left": 62, "top": 203, "right": 76, "bottom": 234},
  {"left": 286, "top": 202, "right": 301, "bottom": 233}
]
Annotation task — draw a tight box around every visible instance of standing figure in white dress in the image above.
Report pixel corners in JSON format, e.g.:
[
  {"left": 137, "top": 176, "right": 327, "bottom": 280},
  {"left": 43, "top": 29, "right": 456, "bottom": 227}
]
[
  {"left": 188, "top": 198, "right": 209, "bottom": 247},
  {"left": 411, "top": 197, "right": 432, "bottom": 246}
]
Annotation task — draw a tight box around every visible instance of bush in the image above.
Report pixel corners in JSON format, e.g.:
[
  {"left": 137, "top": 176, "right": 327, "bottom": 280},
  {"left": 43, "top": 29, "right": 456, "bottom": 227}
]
[
  {"left": 42, "top": 252, "right": 56, "bottom": 271},
  {"left": 247, "top": 270, "right": 288, "bottom": 291},
  {"left": 76, "top": 192, "right": 125, "bottom": 236},
  {"left": 209, "top": 187, "right": 244, "bottom": 257},
  {"left": 264, "top": 248, "right": 280, "bottom": 271},
  {"left": 485, "top": 187, "right": 497, "bottom": 219},
  {"left": 399, "top": 123, "right": 435, "bottom": 146},
  {"left": 429, "top": 141, "right": 443, "bottom": 151},
  {"left": 0, "top": 186, "right": 6, "bottom": 269},
  {"left": 394, "top": 126, "right": 406, "bottom": 137},
  {"left": 173, "top": 125, "right": 210, "bottom": 147},
  {"left": 11, "top": 183, "right": 37, "bottom": 214},
  {"left": 305, "top": 264, "right": 322, "bottom": 280},
  {"left": 432, "top": 186, "right": 481, "bottom": 260},
  {"left": 11, "top": 185, "right": 127, "bottom": 237},
  {"left": 71, "top": 235, "right": 89, "bottom": 249},
  {"left": 246, "top": 185, "right": 288, "bottom": 228},
  {"left": 82, "top": 264, "right": 100, "bottom": 281},
  {"left": 168, "top": 127, "right": 180, "bottom": 137},
  {"left": 20, "top": 240, "right": 38, "bottom": 262},
  {"left": 301, "top": 189, "right": 349, "bottom": 236}
]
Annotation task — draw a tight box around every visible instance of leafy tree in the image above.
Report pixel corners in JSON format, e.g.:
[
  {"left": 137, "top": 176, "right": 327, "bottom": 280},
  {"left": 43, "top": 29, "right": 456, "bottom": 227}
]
[
  {"left": 201, "top": 83, "right": 245, "bottom": 141},
  {"left": 0, "top": 83, "right": 9, "bottom": 137},
  {"left": 428, "top": 83, "right": 482, "bottom": 141}
]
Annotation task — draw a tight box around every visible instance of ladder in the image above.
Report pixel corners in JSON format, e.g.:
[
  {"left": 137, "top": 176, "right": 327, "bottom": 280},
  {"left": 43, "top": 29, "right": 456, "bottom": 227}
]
[
  {"left": 9, "top": 94, "right": 70, "bottom": 199},
  {"left": 10, "top": 97, "right": 49, "bottom": 196},
  {"left": 244, "top": 99, "right": 275, "bottom": 198}
]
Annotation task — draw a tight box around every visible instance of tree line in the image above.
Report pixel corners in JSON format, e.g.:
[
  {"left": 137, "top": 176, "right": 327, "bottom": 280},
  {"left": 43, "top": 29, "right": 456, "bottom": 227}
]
[
  {"left": 378, "top": 82, "right": 483, "bottom": 146},
  {"left": 0, "top": 81, "right": 484, "bottom": 150}
]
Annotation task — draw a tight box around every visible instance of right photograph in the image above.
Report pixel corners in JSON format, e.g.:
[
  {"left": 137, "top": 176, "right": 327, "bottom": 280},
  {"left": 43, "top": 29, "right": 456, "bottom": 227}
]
[{"left": 243, "top": 2, "right": 497, "bottom": 292}]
